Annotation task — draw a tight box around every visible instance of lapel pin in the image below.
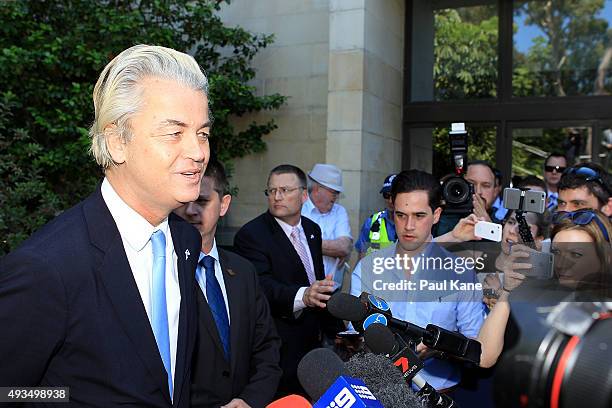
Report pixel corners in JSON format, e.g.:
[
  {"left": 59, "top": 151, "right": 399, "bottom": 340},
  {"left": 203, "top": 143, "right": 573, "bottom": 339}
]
[
  {"left": 310, "top": 234, "right": 315, "bottom": 239},
  {"left": 227, "top": 268, "right": 236, "bottom": 277},
  {"left": 185, "top": 249, "right": 190, "bottom": 260}
]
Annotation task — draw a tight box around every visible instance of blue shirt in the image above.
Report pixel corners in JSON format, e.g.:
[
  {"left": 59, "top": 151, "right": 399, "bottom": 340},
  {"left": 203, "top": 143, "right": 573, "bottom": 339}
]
[
  {"left": 355, "top": 209, "right": 397, "bottom": 253},
  {"left": 350, "top": 242, "right": 486, "bottom": 390},
  {"left": 492, "top": 196, "right": 508, "bottom": 221}
]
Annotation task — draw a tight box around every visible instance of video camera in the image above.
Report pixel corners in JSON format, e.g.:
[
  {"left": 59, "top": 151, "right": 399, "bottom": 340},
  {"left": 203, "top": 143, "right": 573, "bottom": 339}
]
[{"left": 441, "top": 123, "right": 474, "bottom": 215}]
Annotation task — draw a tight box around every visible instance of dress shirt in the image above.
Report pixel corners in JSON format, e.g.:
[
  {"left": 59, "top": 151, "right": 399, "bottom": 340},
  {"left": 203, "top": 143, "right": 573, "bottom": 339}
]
[
  {"left": 274, "top": 217, "right": 313, "bottom": 313},
  {"left": 350, "top": 242, "right": 485, "bottom": 390},
  {"left": 101, "top": 178, "right": 180, "bottom": 385},
  {"left": 195, "top": 239, "right": 230, "bottom": 323},
  {"left": 301, "top": 199, "right": 352, "bottom": 286},
  {"left": 547, "top": 191, "right": 559, "bottom": 209}
]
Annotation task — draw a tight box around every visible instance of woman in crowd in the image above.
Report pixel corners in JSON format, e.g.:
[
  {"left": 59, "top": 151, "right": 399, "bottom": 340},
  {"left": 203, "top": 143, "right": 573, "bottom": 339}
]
[{"left": 477, "top": 209, "right": 612, "bottom": 368}]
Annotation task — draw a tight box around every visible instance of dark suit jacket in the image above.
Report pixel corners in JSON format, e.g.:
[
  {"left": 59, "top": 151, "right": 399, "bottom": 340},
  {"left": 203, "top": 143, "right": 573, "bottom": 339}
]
[
  {"left": 0, "top": 186, "right": 200, "bottom": 407},
  {"left": 233, "top": 211, "right": 342, "bottom": 396},
  {"left": 191, "top": 248, "right": 281, "bottom": 408}
]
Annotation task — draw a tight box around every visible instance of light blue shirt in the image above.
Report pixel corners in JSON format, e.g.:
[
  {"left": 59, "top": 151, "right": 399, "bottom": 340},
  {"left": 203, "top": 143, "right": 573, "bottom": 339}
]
[
  {"left": 302, "top": 199, "right": 352, "bottom": 285},
  {"left": 195, "top": 239, "right": 230, "bottom": 323},
  {"left": 350, "top": 242, "right": 486, "bottom": 390}
]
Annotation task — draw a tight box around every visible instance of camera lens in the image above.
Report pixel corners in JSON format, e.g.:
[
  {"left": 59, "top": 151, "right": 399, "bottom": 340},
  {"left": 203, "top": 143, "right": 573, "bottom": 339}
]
[{"left": 443, "top": 177, "right": 471, "bottom": 205}]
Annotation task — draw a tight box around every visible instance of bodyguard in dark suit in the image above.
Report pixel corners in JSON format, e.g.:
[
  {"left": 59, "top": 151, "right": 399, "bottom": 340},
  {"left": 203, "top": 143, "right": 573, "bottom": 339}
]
[
  {"left": 0, "top": 45, "right": 211, "bottom": 407},
  {"left": 233, "top": 165, "right": 344, "bottom": 397},
  {"left": 175, "top": 159, "right": 281, "bottom": 408}
]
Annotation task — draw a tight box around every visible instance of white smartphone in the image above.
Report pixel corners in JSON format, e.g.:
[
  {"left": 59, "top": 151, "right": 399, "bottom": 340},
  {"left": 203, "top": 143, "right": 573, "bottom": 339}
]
[{"left": 475, "top": 221, "right": 502, "bottom": 242}]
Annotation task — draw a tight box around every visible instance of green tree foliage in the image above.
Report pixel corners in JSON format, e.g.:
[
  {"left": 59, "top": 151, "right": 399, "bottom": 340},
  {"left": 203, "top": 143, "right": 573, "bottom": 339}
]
[
  {"left": 0, "top": 0, "right": 285, "bottom": 255},
  {"left": 432, "top": 1, "right": 611, "bottom": 180}
]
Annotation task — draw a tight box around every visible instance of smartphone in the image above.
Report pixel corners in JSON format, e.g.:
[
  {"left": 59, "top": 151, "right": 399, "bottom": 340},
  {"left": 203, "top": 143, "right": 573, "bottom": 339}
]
[
  {"left": 523, "top": 190, "right": 546, "bottom": 214},
  {"left": 512, "top": 247, "right": 554, "bottom": 279},
  {"left": 336, "top": 330, "right": 363, "bottom": 339},
  {"left": 475, "top": 221, "right": 502, "bottom": 242}
]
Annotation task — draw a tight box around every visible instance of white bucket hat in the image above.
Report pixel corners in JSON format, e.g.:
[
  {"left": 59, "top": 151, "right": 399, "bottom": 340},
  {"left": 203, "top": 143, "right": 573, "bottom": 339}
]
[{"left": 308, "top": 164, "right": 343, "bottom": 193}]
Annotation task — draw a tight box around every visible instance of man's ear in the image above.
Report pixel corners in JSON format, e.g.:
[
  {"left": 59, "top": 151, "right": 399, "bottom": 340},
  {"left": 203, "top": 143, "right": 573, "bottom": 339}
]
[
  {"left": 301, "top": 188, "right": 308, "bottom": 204},
  {"left": 219, "top": 194, "right": 232, "bottom": 217},
  {"left": 104, "top": 123, "right": 127, "bottom": 164},
  {"left": 602, "top": 197, "right": 612, "bottom": 217},
  {"left": 432, "top": 207, "right": 442, "bottom": 225}
]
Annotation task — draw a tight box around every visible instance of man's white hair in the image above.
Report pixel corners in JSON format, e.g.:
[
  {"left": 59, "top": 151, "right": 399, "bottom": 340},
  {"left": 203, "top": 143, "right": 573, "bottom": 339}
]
[{"left": 88, "top": 44, "right": 209, "bottom": 169}]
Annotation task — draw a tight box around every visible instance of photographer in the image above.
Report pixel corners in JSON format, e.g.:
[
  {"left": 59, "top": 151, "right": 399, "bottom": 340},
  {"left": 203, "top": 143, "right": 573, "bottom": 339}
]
[{"left": 436, "top": 160, "right": 503, "bottom": 236}]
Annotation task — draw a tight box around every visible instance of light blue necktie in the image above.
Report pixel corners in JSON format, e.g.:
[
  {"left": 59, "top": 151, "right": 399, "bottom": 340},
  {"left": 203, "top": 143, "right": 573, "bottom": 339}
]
[{"left": 151, "top": 230, "right": 173, "bottom": 398}]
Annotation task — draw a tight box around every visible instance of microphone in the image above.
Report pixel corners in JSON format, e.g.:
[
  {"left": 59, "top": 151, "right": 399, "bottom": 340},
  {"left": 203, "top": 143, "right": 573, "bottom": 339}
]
[
  {"left": 346, "top": 352, "right": 422, "bottom": 408},
  {"left": 364, "top": 323, "right": 457, "bottom": 408},
  {"left": 297, "top": 348, "right": 384, "bottom": 408},
  {"left": 328, "top": 292, "right": 481, "bottom": 364},
  {"left": 265, "top": 395, "right": 312, "bottom": 407},
  {"left": 364, "top": 323, "right": 423, "bottom": 382}
]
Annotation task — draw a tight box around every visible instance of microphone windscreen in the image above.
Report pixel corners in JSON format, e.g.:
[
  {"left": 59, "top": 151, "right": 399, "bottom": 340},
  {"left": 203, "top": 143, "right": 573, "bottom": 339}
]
[
  {"left": 345, "top": 352, "right": 421, "bottom": 408},
  {"left": 364, "top": 322, "right": 396, "bottom": 355},
  {"left": 297, "top": 348, "right": 349, "bottom": 401},
  {"left": 265, "top": 394, "right": 312, "bottom": 408},
  {"left": 327, "top": 292, "right": 367, "bottom": 321}
]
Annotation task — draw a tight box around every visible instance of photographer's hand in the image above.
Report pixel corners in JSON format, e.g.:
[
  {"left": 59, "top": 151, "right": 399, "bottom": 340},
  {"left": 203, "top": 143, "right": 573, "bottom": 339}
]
[{"left": 472, "top": 194, "right": 492, "bottom": 222}]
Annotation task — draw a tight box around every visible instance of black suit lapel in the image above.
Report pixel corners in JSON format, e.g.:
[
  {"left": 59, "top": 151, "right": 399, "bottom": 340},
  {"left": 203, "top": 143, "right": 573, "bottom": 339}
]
[
  {"left": 264, "top": 212, "right": 311, "bottom": 285},
  {"left": 219, "top": 249, "right": 242, "bottom": 374},
  {"left": 84, "top": 188, "right": 171, "bottom": 404},
  {"left": 169, "top": 214, "right": 200, "bottom": 406}
]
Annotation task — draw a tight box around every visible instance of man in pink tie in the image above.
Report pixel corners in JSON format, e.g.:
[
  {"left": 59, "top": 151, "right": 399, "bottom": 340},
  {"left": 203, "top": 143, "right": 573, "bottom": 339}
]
[{"left": 234, "top": 164, "right": 344, "bottom": 398}]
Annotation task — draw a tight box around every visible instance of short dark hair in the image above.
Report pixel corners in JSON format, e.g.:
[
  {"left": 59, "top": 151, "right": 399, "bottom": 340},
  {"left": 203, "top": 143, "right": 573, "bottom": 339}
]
[
  {"left": 391, "top": 170, "right": 441, "bottom": 211},
  {"left": 204, "top": 158, "right": 229, "bottom": 196},
  {"left": 517, "top": 175, "right": 548, "bottom": 196},
  {"left": 268, "top": 164, "right": 307, "bottom": 188},
  {"left": 467, "top": 160, "right": 496, "bottom": 183},
  {"left": 493, "top": 168, "right": 503, "bottom": 186},
  {"left": 544, "top": 152, "right": 568, "bottom": 167},
  {"left": 558, "top": 162, "right": 611, "bottom": 206}
]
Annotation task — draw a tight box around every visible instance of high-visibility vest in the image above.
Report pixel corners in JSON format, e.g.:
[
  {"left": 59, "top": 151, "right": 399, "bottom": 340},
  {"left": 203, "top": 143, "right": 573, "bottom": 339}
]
[{"left": 366, "top": 211, "right": 393, "bottom": 255}]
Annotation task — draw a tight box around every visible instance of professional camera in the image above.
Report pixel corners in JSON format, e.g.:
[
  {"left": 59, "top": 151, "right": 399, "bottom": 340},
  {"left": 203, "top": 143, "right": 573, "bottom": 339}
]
[
  {"left": 494, "top": 299, "right": 612, "bottom": 408},
  {"left": 441, "top": 123, "right": 474, "bottom": 215}
]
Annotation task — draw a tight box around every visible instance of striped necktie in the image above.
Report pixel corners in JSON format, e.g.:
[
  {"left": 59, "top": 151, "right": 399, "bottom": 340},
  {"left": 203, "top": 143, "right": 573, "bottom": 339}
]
[{"left": 290, "top": 227, "right": 316, "bottom": 284}]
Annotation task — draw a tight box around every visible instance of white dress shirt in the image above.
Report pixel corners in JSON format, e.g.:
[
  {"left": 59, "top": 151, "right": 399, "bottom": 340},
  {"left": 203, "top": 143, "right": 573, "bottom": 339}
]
[
  {"left": 274, "top": 217, "right": 313, "bottom": 313},
  {"left": 195, "top": 239, "right": 230, "bottom": 323},
  {"left": 301, "top": 199, "right": 352, "bottom": 280},
  {"left": 101, "top": 178, "right": 180, "bottom": 386}
]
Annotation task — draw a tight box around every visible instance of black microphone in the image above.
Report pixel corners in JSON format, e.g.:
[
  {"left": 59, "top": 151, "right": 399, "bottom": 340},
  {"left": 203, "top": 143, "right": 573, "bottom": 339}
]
[
  {"left": 297, "top": 348, "right": 384, "bottom": 407},
  {"left": 364, "top": 323, "right": 457, "bottom": 408},
  {"left": 346, "top": 352, "right": 422, "bottom": 408},
  {"left": 328, "top": 292, "right": 481, "bottom": 364},
  {"left": 364, "top": 323, "right": 423, "bottom": 382}
]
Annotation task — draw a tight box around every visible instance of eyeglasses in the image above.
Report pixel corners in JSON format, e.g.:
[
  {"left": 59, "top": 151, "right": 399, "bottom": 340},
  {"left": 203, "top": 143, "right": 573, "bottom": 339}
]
[
  {"left": 545, "top": 165, "right": 566, "bottom": 173},
  {"left": 552, "top": 209, "right": 610, "bottom": 242},
  {"left": 264, "top": 186, "right": 304, "bottom": 197},
  {"left": 563, "top": 167, "right": 611, "bottom": 194}
]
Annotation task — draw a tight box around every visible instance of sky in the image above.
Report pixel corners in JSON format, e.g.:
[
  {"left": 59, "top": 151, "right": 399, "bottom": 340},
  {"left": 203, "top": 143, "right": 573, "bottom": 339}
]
[{"left": 514, "top": 0, "right": 612, "bottom": 53}]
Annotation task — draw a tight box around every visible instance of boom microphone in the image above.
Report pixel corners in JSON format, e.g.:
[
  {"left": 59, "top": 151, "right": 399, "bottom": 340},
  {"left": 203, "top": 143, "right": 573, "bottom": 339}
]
[
  {"left": 297, "top": 348, "right": 383, "bottom": 408},
  {"left": 365, "top": 323, "right": 457, "bottom": 408}
]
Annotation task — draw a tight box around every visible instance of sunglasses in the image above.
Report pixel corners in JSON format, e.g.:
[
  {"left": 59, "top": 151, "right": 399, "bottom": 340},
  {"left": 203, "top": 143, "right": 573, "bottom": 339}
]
[
  {"left": 545, "top": 165, "right": 566, "bottom": 173},
  {"left": 552, "top": 209, "right": 610, "bottom": 242},
  {"left": 382, "top": 192, "right": 391, "bottom": 200},
  {"left": 563, "top": 167, "right": 612, "bottom": 195}
]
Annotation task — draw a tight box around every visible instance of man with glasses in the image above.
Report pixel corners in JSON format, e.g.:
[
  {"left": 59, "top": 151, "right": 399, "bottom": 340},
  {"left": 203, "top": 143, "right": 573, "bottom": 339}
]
[
  {"left": 557, "top": 163, "right": 612, "bottom": 217},
  {"left": 543, "top": 152, "right": 568, "bottom": 210},
  {"left": 302, "top": 164, "right": 352, "bottom": 289},
  {"left": 355, "top": 174, "right": 398, "bottom": 259},
  {"left": 234, "top": 164, "right": 343, "bottom": 398}
]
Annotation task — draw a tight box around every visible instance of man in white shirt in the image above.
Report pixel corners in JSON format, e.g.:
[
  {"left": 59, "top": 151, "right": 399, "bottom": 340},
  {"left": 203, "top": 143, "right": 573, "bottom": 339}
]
[
  {"left": 234, "top": 164, "right": 344, "bottom": 398},
  {"left": 302, "top": 164, "right": 352, "bottom": 289},
  {"left": 0, "top": 45, "right": 207, "bottom": 407}
]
